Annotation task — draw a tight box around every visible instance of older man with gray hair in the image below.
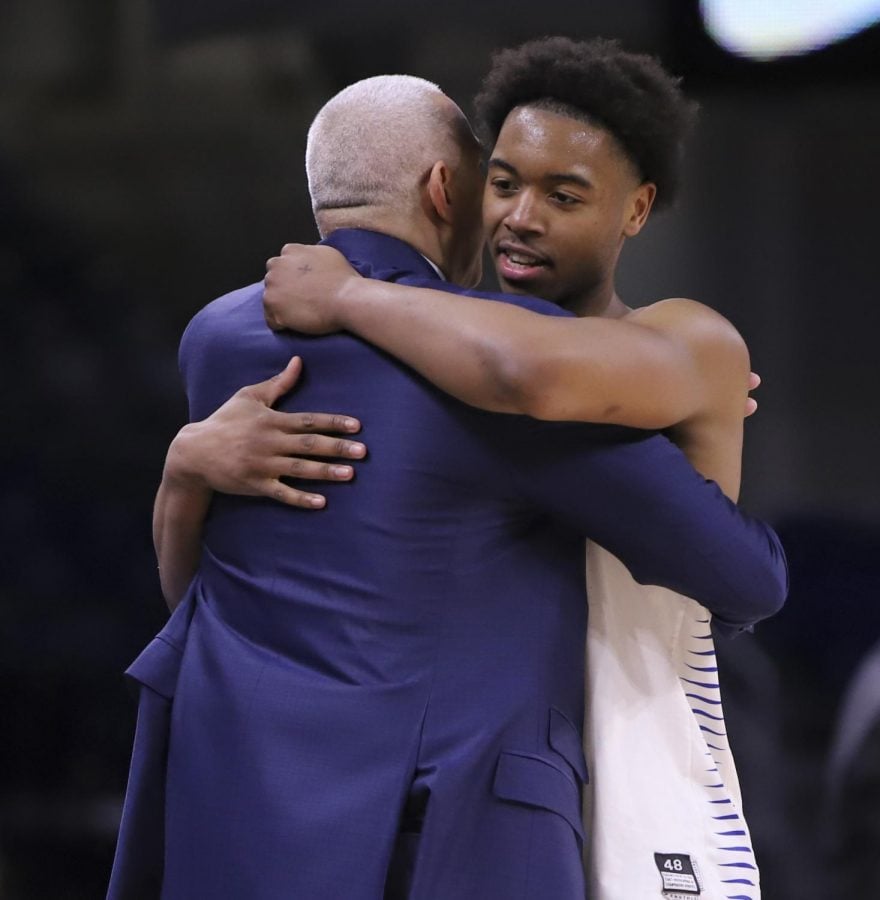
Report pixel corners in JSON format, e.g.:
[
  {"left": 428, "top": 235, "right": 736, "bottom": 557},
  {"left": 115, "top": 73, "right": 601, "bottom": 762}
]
[{"left": 108, "top": 74, "right": 786, "bottom": 900}]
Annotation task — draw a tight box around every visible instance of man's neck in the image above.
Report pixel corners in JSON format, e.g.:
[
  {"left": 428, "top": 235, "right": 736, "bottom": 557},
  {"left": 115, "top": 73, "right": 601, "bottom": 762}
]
[
  {"left": 569, "top": 287, "right": 631, "bottom": 320},
  {"left": 319, "top": 210, "right": 444, "bottom": 279}
]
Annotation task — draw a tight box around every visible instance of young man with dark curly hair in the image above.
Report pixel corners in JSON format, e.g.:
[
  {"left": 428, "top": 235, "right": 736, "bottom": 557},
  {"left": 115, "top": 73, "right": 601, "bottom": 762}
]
[
  {"left": 270, "top": 36, "right": 746, "bottom": 497},
  {"left": 142, "top": 39, "right": 774, "bottom": 899}
]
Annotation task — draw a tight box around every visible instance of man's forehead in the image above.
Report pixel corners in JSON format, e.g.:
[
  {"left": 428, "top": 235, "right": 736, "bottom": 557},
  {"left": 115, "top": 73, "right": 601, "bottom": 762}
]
[
  {"left": 494, "top": 109, "right": 605, "bottom": 155},
  {"left": 492, "top": 105, "right": 631, "bottom": 173},
  {"left": 506, "top": 100, "right": 601, "bottom": 132}
]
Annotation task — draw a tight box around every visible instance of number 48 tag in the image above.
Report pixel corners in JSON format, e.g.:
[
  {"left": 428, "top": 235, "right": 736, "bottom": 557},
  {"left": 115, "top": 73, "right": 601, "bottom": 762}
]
[{"left": 653, "top": 853, "right": 702, "bottom": 896}]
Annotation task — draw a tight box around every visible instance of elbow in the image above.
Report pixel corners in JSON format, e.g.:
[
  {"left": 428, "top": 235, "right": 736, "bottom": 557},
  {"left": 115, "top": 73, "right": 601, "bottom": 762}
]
[
  {"left": 764, "top": 528, "right": 790, "bottom": 617},
  {"left": 715, "top": 526, "right": 790, "bottom": 637},
  {"left": 751, "top": 525, "right": 789, "bottom": 621}
]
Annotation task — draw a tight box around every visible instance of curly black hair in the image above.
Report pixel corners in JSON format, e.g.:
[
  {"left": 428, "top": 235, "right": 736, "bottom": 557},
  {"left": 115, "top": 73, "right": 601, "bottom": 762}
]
[{"left": 474, "top": 37, "right": 698, "bottom": 209}]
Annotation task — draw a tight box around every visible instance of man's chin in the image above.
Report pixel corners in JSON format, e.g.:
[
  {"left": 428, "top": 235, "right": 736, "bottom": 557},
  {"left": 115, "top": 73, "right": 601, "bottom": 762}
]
[
  {"left": 497, "top": 274, "right": 570, "bottom": 309},
  {"left": 498, "top": 273, "right": 545, "bottom": 298}
]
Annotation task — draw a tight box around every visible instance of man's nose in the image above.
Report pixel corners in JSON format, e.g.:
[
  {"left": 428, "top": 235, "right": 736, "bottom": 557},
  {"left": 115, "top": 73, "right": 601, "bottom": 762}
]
[{"left": 503, "top": 192, "right": 543, "bottom": 236}]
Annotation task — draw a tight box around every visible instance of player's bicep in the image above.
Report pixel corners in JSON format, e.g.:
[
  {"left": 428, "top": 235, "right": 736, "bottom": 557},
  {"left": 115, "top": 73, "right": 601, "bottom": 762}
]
[{"left": 521, "top": 317, "right": 706, "bottom": 429}]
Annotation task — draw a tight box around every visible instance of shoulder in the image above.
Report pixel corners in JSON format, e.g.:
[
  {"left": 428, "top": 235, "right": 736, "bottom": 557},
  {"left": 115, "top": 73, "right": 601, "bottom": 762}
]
[
  {"left": 178, "top": 281, "right": 265, "bottom": 389},
  {"left": 185, "top": 281, "right": 264, "bottom": 329},
  {"left": 181, "top": 282, "right": 264, "bottom": 351},
  {"left": 629, "top": 297, "right": 749, "bottom": 373}
]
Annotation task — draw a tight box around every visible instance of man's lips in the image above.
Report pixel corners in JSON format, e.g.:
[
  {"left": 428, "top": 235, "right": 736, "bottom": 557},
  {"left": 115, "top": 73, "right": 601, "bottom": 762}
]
[{"left": 495, "top": 243, "right": 550, "bottom": 282}]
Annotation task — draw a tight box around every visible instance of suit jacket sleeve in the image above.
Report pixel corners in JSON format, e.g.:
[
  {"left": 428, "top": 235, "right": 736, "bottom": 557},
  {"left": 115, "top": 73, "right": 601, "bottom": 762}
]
[{"left": 502, "top": 419, "right": 788, "bottom": 636}]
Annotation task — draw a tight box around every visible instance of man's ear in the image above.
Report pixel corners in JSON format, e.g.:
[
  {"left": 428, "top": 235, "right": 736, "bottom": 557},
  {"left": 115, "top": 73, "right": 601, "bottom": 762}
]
[
  {"left": 623, "top": 181, "right": 656, "bottom": 237},
  {"left": 426, "top": 160, "right": 454, "bottom": 225}
]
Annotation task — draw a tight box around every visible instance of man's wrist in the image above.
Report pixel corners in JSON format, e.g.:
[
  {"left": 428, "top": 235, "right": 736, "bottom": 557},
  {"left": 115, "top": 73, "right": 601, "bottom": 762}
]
[
  {"left": 337, "top": 275, "right": 382, "bottom": 331},
  {"left": 163, "top": 423, "right": 211, "bottom": 493},
  {"left": 333, "top": 274, "right": 362, "bottom": 329}
]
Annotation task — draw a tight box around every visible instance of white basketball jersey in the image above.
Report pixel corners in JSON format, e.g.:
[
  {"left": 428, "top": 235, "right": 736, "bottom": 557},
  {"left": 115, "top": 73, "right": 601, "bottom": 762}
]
[{"left": 583, "top": 541, "right": 760, "bottom": 899}]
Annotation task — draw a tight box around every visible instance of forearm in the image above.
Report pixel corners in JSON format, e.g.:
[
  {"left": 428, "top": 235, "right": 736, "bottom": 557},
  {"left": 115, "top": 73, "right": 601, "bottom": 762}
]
[
  {"left": 153, "top": 428, "right": 212, "bottom": 611},
  {"left": 337, "top": 280, "right": 705, "bottom": 427},
  {"left": 337, "top": 278, "right": 558, "bottom": 414},
  {"left": 514, "top": 428, "right": 788, "bottom": 632},
  {"left": 618, "top": 453, "right": 788, "bottom": 633}
]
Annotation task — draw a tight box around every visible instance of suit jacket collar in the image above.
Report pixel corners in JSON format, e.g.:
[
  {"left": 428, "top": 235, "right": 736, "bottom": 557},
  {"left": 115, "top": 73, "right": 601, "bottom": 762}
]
[{"left": 322, "top": 229, "right": 444, "bottom": 284}]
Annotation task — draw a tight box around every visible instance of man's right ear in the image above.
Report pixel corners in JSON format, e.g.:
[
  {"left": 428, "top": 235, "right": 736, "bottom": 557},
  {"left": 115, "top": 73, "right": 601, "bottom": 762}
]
[{"left": 426, "top": 160, "right": 453, "bottom": 225}]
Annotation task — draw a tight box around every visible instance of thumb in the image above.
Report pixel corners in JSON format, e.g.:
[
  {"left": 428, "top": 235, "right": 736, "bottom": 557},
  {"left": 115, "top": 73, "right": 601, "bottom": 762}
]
[{"left": 260, "top": 356, "right": 303, "bottom": 406}]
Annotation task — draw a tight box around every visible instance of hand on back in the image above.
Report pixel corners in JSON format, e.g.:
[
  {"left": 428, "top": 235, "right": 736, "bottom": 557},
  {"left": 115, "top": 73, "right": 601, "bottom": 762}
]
[
  {"left": 168, "top": 356, "right": 367, "bottom": 509},
  {"left": 264, "top": 244, "right": 362, "bottom": 334}
]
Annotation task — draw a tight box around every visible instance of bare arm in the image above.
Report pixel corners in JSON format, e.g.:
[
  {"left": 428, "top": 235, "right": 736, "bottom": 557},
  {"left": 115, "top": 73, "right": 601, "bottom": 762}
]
[
  {"left": 264, "top": 245, "right": 748, "bottom": 431},
  {"left": 153, "top": 454, "right": 212, "bottom": 611},
  {"left": 153, "top": 356, "right": 367, "bottom": 610}
]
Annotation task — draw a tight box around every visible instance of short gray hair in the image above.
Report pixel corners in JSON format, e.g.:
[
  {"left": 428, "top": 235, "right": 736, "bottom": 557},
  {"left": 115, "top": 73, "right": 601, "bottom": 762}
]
[{"left": 306, "top": 75, "right": 468, "bottom": 226}]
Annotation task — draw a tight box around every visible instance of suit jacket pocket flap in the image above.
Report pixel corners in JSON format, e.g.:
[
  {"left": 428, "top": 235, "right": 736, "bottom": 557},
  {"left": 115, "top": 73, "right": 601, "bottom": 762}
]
[
  {"left": 125, "top": 635, "right": 184, "bottom": 700},
  {"left": 124, "top": 593, "right": 195, "bottom": 699},
  {"left": 549, "top": 706, "right": 589, "bottom": 783},
  {"left": 125, "top": 635, "right": 183, "bottom": 700},
  {"left": 493, "top": 750, "right": 584, "bottom": 839}
]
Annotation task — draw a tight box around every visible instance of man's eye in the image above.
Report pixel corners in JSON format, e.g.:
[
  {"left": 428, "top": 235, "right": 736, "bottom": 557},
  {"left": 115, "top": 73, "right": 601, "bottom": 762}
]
[
  {"left": 492, "top": 179, "right": 515, "bottom": 192},
  {"left": 551, "top": 192, "right": 579, "bottom": 205}
]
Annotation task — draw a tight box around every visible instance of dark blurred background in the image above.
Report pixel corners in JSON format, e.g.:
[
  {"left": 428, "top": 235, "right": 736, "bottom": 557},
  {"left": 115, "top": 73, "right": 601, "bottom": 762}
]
[{"left": 2, "top": 1, "right": 879, "bottom": 897}]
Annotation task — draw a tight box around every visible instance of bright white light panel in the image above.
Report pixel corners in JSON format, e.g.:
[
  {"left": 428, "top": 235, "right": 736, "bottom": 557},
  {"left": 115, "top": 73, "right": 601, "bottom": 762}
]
[{"left": 700, "top": 0, "right": 880, "bottom": 60}]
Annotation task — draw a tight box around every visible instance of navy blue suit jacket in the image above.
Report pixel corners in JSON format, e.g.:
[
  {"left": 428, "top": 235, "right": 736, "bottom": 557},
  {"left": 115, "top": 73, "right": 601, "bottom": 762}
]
[{"left": 108, "top": 229, "right": 787, "bottom": 900}]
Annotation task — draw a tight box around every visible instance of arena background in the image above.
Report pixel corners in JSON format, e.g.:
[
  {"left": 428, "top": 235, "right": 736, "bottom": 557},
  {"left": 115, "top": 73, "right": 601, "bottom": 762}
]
[{"left": 2, "top": 2, "right": 879, "bottom": 896}]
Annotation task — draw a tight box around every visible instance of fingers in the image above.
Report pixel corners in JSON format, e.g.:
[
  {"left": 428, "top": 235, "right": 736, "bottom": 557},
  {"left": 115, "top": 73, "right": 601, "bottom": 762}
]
[
  {"left": 745, "top": 371, "right": 760, "bottom": 418},
  {"left": 265, "top": 356, "right": 303, "bottom": 404},
  {"left": 274, "top": 411, "right": 363, "bottom": 439},
  {"left": 281, "top": 456, "right": 356, "bottom": 482},
  {"left": 276, "top": 431, "right": 366, "bottom": 459},
  {"left": 239, "top": 356, "right": 303, "bottom": 406},
  {"left": 233, "top": 456, "right": 356, "bottom": 509},
  {"left": 265, "top": 480, "right": 327, "bottom": 509},
  {"left": 263, "top": 257, "right": 285, "bottom": 331},
  {"left": 261, "top": 450, "right": 357, "bottom": 509}
]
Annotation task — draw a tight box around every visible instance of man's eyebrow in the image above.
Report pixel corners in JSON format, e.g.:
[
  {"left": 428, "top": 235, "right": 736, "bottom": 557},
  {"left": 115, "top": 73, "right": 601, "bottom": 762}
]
[
  {"left": 547, "top": 172, "right": 593, "bottom": 190},
  {"left": 488, "top": 158, "right": 593, "bottom": 190},
  {"left": 487, "top": 158, "right": 518, "bottom": 176}
]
